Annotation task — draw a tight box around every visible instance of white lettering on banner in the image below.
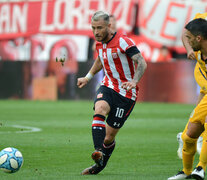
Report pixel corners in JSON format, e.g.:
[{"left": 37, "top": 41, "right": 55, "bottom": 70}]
[
  {"left": 54, "top": 0, "right": 68, "bottom": 30},
  {"left": 12, "top": 4, "right": 28, "bottom": 33},
  {"left": 0, "top": 4, "right": 10, "bottom": 33},
  {"left": 0, "top": 4, "right": 27, "bottom": 33},
  {"left": 68, "top": 0, "right": 84, "bottom": 30},
  {"left": 0, "top": 0, "right": 135, "bottom": 39},
  {"left": 40, "top": 2, "right": 54, "bottom": 31},
  {"left": 40, "top": 0, "right": 86, "bottom": 31},
  {"left": 40, "top": 0, "right": 133, "bottom": 32}
]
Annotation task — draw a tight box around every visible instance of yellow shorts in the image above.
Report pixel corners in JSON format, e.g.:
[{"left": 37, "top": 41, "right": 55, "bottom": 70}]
[{"left": 189, "top": 94, "right": 207, "bottom": 125}]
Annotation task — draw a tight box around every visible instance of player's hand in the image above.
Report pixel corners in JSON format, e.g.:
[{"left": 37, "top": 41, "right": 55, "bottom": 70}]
[
  {"left": 121, "top": 81, "right": 136, "bottom": 91},
  {"left": 77, "top": 77, "right": 88, "bottom": 88},
  {"left": 187, "top": 50, "right": 196, "bottom": 60}
]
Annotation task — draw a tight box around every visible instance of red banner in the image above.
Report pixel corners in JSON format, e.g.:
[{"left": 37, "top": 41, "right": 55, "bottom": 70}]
[
  {"left": 138, "top": 0, "right": 207, "bottom": 54},
  {"left": 0, "top": 0, "right": 207, "bottom": 61},
  {"left": 0, "top": 0, "right": 136, "bottom": 40}
]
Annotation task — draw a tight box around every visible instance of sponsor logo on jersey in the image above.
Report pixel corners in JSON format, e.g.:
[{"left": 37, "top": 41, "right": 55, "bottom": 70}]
[
  {"left": 112, "top": 52, "right": 118, "bottom": 59},
  {"left": 97, "top": 93, "right": 103, "bottom": 98},
  {"left": 103, "top": 52, "right": 107, "bottom": 59}
]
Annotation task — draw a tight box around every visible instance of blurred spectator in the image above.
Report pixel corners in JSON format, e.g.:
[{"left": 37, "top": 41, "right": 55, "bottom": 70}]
[{"left": 157, "top": 45, "right": 172, "bottom": 62}]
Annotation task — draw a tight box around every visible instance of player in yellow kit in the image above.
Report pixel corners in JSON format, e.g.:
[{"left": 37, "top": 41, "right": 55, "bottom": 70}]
[
  {"left": 168, "top": 18, "right": 207, "bottom": 180},
  {"left": 177, "top": 13, "right": 207, "bottom": 160}
]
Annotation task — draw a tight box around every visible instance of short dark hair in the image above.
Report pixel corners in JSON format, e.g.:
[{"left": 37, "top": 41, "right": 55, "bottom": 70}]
[{"left": 185, "top": 18, "right": 207, "bottom": 39}]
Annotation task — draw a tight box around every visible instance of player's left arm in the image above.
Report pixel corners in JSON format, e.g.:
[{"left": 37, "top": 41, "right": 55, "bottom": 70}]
[
  {"left": 122, "top": 51, "right": 147, "bottom": 91},
  {"left": 132, "top": 52, "right": 147, "bottom": 83}
]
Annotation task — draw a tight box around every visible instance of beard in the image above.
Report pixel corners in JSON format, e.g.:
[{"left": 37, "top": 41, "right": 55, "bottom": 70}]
[
  {"left": 101, "top": 31, "right": 109, "bottom": 43},
  {"left": 192, "top": 42, "right": 201, "bottom": 51},
  {"left": 192, "top": 46, "right": 200, "bottom": 51}
]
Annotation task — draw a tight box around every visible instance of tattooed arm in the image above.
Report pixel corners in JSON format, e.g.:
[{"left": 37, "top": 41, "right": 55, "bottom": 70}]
[{"left": 121, "top": 53, "right": 147, "bottom": 91}]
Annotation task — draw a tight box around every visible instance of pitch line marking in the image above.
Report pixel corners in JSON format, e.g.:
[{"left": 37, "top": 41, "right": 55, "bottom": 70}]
[{"left": 0, "top": 125, "right": 42, "bottom": 134}]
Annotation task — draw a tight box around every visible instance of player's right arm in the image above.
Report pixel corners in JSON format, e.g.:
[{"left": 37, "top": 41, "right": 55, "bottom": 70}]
[
  {"left": 77, "top": 56, "right": 103, "bottom": 88},
  {"left": 182, "top": 28, "right": 196, "bottom": 60}
]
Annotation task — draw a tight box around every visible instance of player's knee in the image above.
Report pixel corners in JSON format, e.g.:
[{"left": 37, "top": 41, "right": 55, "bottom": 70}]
[
  {"left": 182, "top": 132, "right": 197, "bottom": 154},
  {"left": 95, "top": 109, "right": 106, "bottom": 116},
  {"left": 182, "top": 132, "right": 197, "bottom": 144},
  {"left": 95, "top": 104, "right": 109, "bottom": 116}
]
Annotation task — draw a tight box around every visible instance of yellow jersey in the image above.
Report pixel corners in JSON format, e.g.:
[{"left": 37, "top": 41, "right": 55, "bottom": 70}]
[{"left": 193, "top": 13, "right": 207, "bottom": 94}]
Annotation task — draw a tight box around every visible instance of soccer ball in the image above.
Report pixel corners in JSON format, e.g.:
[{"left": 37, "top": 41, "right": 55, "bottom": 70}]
[{"left": 0, "top": 147, "right": 23, "bottom": 173}]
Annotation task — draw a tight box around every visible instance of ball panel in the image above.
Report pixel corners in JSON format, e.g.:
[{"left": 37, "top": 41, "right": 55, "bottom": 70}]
[
  {"left": 0, "top": 154, "right": 8, "bottom": 165},
  {"left": 15, "top": 151, "right": 22, "bottom": 158},
  {"left": 10, "top": 158, "right": 18, "bottom": 169},
  {"left": 4, "top": 148, "right": 13, "bottom": 152}
]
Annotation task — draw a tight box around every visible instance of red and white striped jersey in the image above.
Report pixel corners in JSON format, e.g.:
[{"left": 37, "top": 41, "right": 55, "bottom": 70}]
[{"left": 96, "top": 32, "right": 139, "bottom": 101}]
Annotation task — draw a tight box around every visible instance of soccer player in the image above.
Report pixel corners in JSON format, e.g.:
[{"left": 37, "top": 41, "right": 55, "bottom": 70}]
[
  {"left": 92, "top": 14, "right": 117, "bottom": 53},
  {"left": 92, "top": 14, "right": 118, "bottom": 85},
  {"left": 168, "top": 18, "right": 207, "bottom": 180},
  {"left": 77, "top": 11, "right": 147, "bottom": 175},
  {"left": 177, "top": 13, "right": 207, "bottom": 160}
]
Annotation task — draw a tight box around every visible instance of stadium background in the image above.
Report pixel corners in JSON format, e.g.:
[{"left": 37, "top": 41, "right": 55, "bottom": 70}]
[
  {"left": 0, "top": 0, "right": 207, "bottom": 179},
  {"left": 0, "top": 0, "right": 206, "bottom": 103}
]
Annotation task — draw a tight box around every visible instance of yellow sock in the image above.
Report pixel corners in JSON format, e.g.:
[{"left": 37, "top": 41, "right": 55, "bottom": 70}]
[
  {"left": 182, "top": 133, "right": 197, "bottom": 175},
  {"left": 197, "top": 123, "right": 207, "bottom": 171}
]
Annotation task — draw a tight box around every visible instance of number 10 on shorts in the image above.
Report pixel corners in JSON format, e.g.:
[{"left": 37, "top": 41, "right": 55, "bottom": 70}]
[{"left": 115, "top": 108, "right": 124, "bottom": 118}]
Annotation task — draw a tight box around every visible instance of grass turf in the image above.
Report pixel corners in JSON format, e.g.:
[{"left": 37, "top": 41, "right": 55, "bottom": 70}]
[{"left": 0, "top": 100, "right": 200, "bottom": 180}]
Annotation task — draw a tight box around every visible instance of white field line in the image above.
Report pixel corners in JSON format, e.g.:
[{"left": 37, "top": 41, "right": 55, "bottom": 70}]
[{"left": 0, "top": 125, "right": 42, "bottom": 134}]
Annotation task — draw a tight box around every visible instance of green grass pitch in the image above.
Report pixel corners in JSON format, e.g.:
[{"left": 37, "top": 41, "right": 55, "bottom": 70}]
[{"left": 0, "top": 100, "right": 200, "bottom": 180}]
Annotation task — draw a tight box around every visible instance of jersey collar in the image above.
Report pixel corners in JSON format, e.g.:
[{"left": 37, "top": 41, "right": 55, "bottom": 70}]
[{"left": 102, "top": 32, "right": 117, "bottom": 44}]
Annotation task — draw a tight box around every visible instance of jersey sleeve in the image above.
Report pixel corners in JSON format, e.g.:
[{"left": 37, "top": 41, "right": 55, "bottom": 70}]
[
  {"left": 125, "top": 46, "right": 140, "bottom": 58},
  {"left": 119, "top": 36, "right": 137, "bottom": 52}
]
